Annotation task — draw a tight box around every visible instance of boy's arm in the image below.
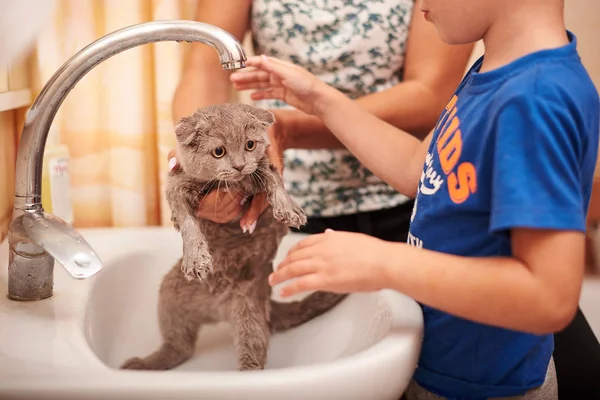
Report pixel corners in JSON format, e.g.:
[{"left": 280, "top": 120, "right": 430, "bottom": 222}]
[
  {"left": 232, "top": 56, "right": 440, "bottom": 198},
  {"left": 317, "top": 89, "right": 434, "bottom": 198},
  {"left": 281, "top": 8, "right": 473, "bottom": 147},
  {"left": 383, "top": 90, "right": 588, "bottom": 334},
  {"left": 380, "top": 228, "right": 584, "bottom": 334},
  {"left": 273, "top": 89, "right": 588, "bottom": 334},
  {"left": 273, "top": 225, "right": 583, "bottom": 334}
]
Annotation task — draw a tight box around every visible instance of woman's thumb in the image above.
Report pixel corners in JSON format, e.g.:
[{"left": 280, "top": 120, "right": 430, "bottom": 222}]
[{"left": 167, "top": 149, "right": 179, "bottom": 171}]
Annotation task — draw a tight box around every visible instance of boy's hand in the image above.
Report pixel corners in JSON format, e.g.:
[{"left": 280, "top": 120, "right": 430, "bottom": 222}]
[
  {"left": 230, "top": 55, "right": 331, "bottom": 116},
  {"left": 269, "top": 229, "right": 391, "bottom": 297}
]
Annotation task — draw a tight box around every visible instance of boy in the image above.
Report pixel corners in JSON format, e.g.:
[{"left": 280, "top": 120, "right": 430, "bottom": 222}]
[{"left": 229, "top": 0, "right": 600, "bottom": 398}]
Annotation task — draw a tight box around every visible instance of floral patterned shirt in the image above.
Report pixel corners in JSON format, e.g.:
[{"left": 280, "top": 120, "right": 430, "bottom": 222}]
[{"left": 251, "top": 0, "right": 415, "bottom": 217}]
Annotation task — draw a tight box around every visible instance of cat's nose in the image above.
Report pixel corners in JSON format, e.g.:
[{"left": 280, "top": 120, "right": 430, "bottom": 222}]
[{"left": 232, "top": 165, "right": 244, "bottom": 172}]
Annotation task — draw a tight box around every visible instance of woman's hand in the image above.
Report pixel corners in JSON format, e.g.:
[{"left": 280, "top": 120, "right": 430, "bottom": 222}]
[
  {"left": 168, "top": 149, "right": 246, "bottom": 224},
  {"left": 230, "top": 55, "right": 334, "bottom": 117},
  {"left": 269, "top": 229, "right": 393, "bottom": 297}
]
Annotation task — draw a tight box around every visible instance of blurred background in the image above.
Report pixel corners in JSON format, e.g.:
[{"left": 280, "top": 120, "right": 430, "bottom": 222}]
[{"left": 0, "top": 0, "right": 599, "bottom": 247}]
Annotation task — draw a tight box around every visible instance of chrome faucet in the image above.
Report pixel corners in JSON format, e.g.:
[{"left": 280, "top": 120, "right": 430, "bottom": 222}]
[{"left": 7, "top": 21, "right": 247, "bottom": 301}]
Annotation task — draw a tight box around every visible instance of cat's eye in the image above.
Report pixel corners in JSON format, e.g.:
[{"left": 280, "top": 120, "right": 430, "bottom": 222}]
[
  {"left": 245, "top": 140, "right": 256, "bottom": 151},
  {"left": 212, "top": 147, "right": 226, "bottom": 158}
]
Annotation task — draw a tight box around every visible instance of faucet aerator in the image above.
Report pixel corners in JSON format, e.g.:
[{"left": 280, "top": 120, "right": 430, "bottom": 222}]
[{"left": 222, "top": 61, "right": 246, "bottom": 70}]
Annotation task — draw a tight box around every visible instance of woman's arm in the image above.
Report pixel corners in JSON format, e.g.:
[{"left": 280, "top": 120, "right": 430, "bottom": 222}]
[
  {"left": 171, "top": 0, "right": 251, "bottom": 122},
  {"left": 280, "top": 7, "right": 474, "bottom": 150}
]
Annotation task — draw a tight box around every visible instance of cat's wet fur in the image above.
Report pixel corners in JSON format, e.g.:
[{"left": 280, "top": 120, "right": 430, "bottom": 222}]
[{"left": 120, "top": 103, "right": 347, "bottom": 371}]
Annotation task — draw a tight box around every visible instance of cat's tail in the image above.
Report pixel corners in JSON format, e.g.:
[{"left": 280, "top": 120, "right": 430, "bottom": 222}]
[{"left": 269, "top": 291, "right": 348, "bottom": 333}]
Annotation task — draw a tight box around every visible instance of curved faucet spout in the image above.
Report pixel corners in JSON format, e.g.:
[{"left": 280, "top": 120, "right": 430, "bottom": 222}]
[
  {"left": 8, "top": 20, "right": 247, "bottom": 301},
  {"left": 15, "top": 20, "right": 246, "bottom": 207}
]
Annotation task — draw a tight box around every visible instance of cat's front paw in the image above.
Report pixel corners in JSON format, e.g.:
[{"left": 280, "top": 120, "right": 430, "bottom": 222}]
[
  {"left": 181, "top": 249, "right": 213, "bottom": 282},
  {"left": 239, "top": 360, "right": 265, "bottom": 371},
  {"left": 120, "top": 357, "right": 151, "bottom": 370},
  {"left": 273, "top": 201, "right": 307, "bottom": 229}
]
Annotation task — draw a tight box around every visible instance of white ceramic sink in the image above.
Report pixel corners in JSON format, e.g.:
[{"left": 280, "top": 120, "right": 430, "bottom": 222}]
[{"left": 0, "top": 227, "right": 423, "bottom": 399}]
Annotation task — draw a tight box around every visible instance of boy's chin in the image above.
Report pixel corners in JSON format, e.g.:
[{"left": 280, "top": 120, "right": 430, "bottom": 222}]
[{"left": 435, "top": 26, "right": 482, "bottom": 46}]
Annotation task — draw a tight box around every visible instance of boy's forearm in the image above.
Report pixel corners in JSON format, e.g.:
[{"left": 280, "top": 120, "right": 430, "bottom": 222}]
[
  {"left": 286, "top": 80, "right": 445, "bottom": 150},
  {"left": 378, "top": 242, "right": 576, "bottom": 334},
  {"left": 314, "top": 87, "right": 424, "bottom": 197}
]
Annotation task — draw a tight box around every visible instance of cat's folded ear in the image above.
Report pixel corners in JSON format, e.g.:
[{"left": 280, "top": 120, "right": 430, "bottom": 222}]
[
  {"left": 251, "top": 108, "right": 276, "bottom": 127},
  {"left": 175, "top": 115, "right": 207, "bottom": 145},
  {"left": 239, "top": 103, "right": 275, "bottom": 127},
  {"left": 174, "top": 116, "right": 194, "bottom": 145}
]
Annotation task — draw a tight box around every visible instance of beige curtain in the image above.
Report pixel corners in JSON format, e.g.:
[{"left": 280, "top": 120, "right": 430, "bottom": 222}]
[
  {"left": 29, "top": 0, "right": 199, "bottom": 228},
  {"left": 0, "top": 112, "right": 17, "bottom": 241}
]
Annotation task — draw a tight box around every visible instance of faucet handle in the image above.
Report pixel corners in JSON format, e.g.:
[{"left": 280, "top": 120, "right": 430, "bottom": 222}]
[{"left": 17, "top": 211, "right": 103, "bottom": 279}]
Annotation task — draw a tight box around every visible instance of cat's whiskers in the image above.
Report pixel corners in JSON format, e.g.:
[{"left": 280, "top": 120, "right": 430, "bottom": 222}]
[
  {"left": 228, "top": 182, "right": 246, "bottom": 199},
  {"left": 248, "top": 173, "right": 257, "bottom": 192},
  {"left": 224, "top": 180, "right": 244, "bottom": 200},
  {"left": 255, "top": 165, "right": 271, "bottom": 188},
  {"left": 198, "top": 179, "right": 216, "bottom": 194},
  {"left": 214, "top": 179, "right": 224, "bottom": 215},
  {"left": 223, "top": 180, "right": 231, "bottom": 200},
  {"left": 196, "top": 180, "right": 218, "bottom": 207},
  {"left": 216, "top": 171, "right": 239, "bottom": 182},
  {"left": 250, "top": 171, "right": 262, "bottom": 190},
  {"left": 250, "top": 169, "right": 267, "bottom": 192}
]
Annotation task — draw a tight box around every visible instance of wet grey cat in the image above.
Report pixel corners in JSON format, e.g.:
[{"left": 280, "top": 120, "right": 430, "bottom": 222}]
[{"left": 120, "top": 103, "right": 347, "bottom": 371}]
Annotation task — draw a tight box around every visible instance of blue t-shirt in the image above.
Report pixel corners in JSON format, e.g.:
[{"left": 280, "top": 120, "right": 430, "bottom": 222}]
[{"left": 407, "top": 31, "right": 600, "bottom": 399}]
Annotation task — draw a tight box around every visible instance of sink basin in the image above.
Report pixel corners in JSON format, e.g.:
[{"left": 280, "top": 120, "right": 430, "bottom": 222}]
[{"left": 0, "top": 227, "right": 423, "bottom": 399}]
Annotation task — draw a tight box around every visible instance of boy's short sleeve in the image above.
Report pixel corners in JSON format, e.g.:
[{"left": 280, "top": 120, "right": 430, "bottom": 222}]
[{"left": 490, "top": 92, "right": 585, "bottom": 234}]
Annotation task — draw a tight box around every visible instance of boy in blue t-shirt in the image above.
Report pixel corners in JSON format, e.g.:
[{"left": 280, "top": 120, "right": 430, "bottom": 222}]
[{"left": 229, "top": 0, "right": 599, "bottom": 398}]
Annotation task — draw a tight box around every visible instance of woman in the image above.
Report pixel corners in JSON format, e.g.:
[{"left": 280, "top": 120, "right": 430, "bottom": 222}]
[{"left": 170, "top": 0, "right": 473, "bottom": 241}]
